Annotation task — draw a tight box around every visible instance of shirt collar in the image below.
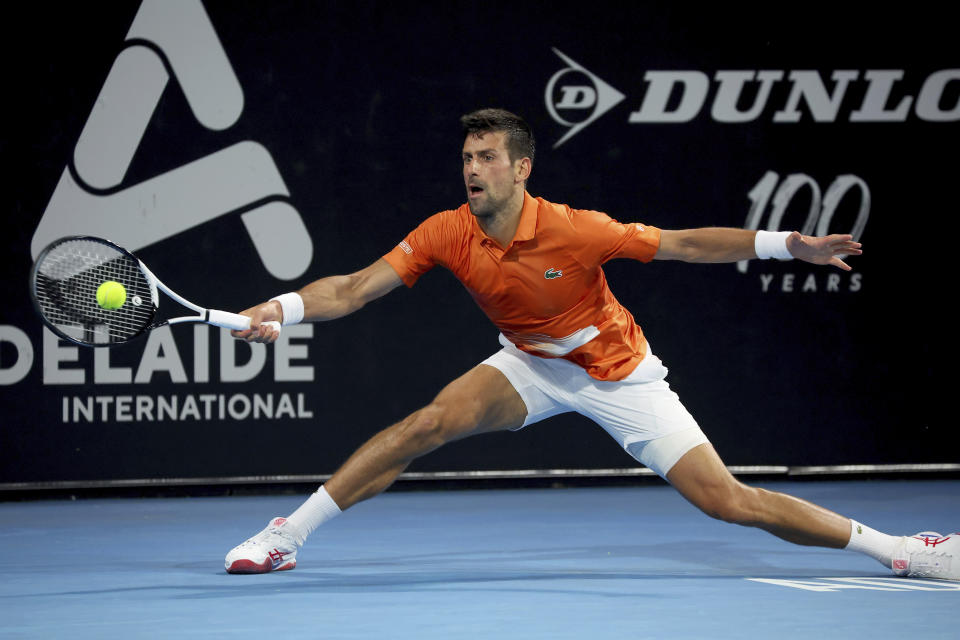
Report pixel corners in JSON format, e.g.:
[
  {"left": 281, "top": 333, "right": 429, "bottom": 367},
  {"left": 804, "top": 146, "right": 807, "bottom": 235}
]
[{"left": 514, "top": 191, "right": 538, "bottom": 243}]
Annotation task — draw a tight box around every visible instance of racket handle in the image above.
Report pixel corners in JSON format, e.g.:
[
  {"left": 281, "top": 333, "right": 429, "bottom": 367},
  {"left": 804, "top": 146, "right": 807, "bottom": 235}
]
[{"left": 207, "top": 310, "right": 282, "bottom": 335}]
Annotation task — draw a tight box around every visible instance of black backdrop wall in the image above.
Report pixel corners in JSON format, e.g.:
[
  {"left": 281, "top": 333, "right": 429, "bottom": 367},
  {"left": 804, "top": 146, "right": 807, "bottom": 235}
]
[{"left": 1, "top": 1, "right": 955, "bottom": 485}]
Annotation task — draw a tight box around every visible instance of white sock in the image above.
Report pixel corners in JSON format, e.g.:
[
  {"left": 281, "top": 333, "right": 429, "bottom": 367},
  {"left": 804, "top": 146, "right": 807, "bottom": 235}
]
[
  {"left": 844, "top": 519, "right": 898, "bottom": 567},
  {"left": 284, "top": 486, "right": 342, "bottom": 544}
]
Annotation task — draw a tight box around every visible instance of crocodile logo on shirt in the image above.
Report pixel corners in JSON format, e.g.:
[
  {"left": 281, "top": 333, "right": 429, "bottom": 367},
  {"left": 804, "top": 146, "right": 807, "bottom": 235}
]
[{"left": 544, "top": 268, "right": 563, "bottom": 279}]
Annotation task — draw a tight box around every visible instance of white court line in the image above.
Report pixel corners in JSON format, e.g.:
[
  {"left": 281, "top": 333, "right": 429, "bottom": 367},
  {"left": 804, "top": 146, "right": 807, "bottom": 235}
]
[{"left": 748, "top": 577, "right": 960, "bottom": 592}]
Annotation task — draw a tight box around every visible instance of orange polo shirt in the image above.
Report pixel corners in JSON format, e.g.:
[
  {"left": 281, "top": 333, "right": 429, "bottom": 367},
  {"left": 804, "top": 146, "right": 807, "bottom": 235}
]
[{"left": 383, "top": 192, "right": 662, "bottom": 381}]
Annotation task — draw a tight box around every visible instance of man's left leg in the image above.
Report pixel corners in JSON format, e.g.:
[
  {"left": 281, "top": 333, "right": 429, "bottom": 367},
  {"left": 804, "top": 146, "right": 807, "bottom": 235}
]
[
  {"left": 665, "top": 442, "right": 849, "bottom": 547},
  {"left": 665, "top": 442, "right": 959, "bottom": 580}
]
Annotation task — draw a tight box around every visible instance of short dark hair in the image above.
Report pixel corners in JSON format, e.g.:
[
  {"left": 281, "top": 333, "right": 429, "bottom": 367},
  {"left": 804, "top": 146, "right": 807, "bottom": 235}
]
[{"left": 460, "top": 108, "right": 535, "bottom": 165}]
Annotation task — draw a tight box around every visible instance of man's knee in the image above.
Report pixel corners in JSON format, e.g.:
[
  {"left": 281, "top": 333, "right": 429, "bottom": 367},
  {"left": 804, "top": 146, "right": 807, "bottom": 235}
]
[
  {"left": 398, "top": 405, "right": 444, "bottom": 450},
  {"left": 398, "top": 401, "right": 478, "bottom": 451},
  {"left": 696, "top": 482, "right": 760, "bottom": 525}
]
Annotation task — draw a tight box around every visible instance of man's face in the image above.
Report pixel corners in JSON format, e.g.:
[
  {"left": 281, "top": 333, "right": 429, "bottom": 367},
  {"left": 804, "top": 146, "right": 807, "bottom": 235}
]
[{"left": 462, "top": 131, "right": 522, "bottom": 218}]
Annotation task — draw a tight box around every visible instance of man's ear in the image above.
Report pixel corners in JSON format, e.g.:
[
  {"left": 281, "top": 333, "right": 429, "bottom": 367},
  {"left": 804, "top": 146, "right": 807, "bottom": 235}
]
[{"left": 515, "top": 157, "right": 532, "bottom": 183}]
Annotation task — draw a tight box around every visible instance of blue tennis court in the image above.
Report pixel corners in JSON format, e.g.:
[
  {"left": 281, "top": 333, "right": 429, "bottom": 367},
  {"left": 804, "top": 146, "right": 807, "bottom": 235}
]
[{"left": 1, "top": 480, "right": 956, "bottom": 639}]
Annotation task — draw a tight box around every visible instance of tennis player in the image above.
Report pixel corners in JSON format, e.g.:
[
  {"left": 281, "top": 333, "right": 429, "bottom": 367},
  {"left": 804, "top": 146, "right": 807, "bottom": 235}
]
[{"left": 225, "top": 108, "right": 956, "bottom": 580}]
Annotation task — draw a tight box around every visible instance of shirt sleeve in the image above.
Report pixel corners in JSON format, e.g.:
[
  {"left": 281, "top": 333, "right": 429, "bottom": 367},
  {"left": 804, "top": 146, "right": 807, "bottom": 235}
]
[
  {"left": 382, "top": 210, "right": 455, "bottom": 287},
  {"left": 568, "top": 209, "right": 662, "bottom": 267}
]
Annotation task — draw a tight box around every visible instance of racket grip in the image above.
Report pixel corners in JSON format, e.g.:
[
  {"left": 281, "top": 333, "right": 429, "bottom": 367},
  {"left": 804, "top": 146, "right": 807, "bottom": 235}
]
[{"left": 208, "top": 310, "right": 282, "bottom": 335}]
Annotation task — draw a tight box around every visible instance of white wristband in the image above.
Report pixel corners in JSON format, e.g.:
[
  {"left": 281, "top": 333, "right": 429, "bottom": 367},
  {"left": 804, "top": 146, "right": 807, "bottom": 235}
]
[
  {"left": 269, "top": 292, "right": 304, "bottom": 326},
  {"left": 754, "top": 231, "right": 794, "bottom": 260}
]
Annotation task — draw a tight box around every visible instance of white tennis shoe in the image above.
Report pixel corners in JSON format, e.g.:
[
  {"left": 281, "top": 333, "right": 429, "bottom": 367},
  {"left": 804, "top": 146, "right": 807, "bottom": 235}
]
[
  {"left": 891, "top": 531, "right": 958, "bottom": 580},
  {"left": 224, "top": 517, "right": 303, "bottom": 574}
]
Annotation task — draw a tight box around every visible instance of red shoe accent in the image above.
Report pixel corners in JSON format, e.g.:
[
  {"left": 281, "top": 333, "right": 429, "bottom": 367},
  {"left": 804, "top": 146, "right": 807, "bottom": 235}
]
[
  {"left": 225, "top": 556, "right": 297, "bottom": 574},
  {"left": 913, "top": 534, "right": 952, "bottom": 547},
  {"left": 225, "top": 558, "right": 272, "bottom": 574}
]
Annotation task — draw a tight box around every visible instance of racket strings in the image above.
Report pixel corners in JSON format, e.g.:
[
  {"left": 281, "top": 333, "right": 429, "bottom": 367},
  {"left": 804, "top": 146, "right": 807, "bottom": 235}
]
[{"left": 34, "top": 239, "right": 156, "bottom": 343}]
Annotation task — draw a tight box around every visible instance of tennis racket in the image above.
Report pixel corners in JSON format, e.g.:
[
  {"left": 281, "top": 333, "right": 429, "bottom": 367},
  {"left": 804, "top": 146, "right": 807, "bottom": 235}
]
[{"left": 30, "top": 235, "right": 280, "bottom": 347}]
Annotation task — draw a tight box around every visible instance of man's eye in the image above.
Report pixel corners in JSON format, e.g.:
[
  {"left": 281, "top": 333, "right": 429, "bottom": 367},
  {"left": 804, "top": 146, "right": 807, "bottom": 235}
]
[{"left": 484, "top": 155, "right": 494, "bottom": 161}]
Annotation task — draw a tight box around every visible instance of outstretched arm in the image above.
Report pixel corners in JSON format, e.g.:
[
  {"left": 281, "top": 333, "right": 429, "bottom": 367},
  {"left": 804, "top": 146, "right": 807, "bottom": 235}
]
[
  {"left": 655, "top": 228, "right": 862, "bottom": 270},
  {"left": 232, "top": 258, "right": 403, "bottom": 343}
]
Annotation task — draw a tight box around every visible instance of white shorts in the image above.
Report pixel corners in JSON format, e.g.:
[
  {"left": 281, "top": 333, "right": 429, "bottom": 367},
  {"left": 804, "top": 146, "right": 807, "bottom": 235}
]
[{"left": 481, "top": 335, "right": 709, "bottom": 479}]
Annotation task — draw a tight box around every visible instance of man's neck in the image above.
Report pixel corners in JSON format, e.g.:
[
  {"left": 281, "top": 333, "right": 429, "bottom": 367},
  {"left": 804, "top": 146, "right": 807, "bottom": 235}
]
[{"left": 476, "top": 190, "right": 525, "bottom": 248}]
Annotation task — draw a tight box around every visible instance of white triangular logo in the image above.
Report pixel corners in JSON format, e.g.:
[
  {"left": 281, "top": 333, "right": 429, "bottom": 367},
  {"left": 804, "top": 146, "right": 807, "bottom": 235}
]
[{"left": 32, "top": 0, "right": 311, "bottom": 280}]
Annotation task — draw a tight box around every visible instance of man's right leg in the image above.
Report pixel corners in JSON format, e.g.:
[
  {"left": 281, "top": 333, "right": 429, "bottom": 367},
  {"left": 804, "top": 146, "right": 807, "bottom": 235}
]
[
  {"left": 324, "top": 363, "right": 528, "bottom": 509},
  {"left": 225, "top": 363, "right": 528, "bottom": 573}
]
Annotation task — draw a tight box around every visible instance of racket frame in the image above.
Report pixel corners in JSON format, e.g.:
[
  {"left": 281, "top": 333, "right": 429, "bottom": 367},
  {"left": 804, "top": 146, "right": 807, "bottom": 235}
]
[{"left": 31, "top": 235, "right": 274, "bottom": 347}]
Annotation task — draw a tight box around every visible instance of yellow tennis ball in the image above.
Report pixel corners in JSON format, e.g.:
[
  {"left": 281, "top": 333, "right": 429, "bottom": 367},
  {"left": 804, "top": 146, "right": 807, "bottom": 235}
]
[{"left": 96, "top": 281, "right": 127, "bottom": 310}]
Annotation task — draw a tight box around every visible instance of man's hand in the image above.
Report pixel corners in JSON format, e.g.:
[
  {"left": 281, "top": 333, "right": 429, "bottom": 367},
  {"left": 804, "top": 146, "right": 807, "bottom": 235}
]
[
  {"left": 231, "top": 300, "right": 283, "bottom": 343},
  {"left": 786, "top": 232, "right": 862, "bottom": 271}
]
